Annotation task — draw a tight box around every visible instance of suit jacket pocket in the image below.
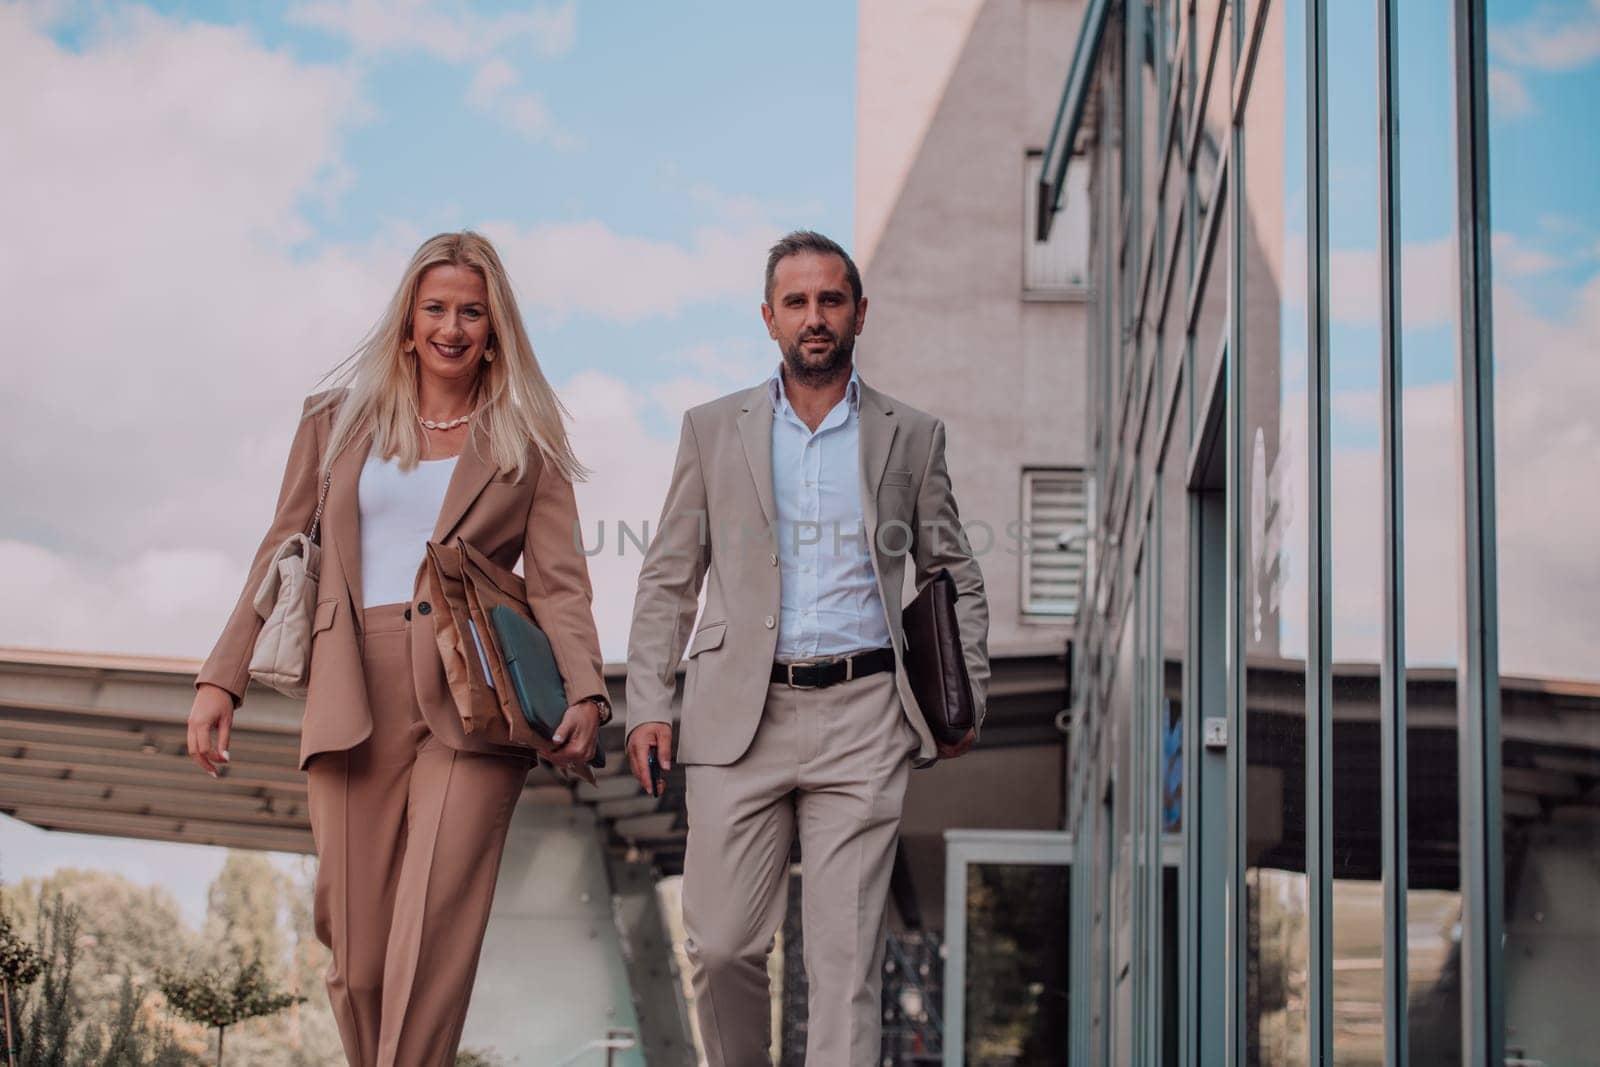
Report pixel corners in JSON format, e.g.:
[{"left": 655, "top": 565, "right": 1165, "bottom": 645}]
[
  {"left": 312, "top": 598, "right": 338, "bottom": 636},
  {"left": 881, "top": 468, "right": 914, "bottom": 488},
  {"left": 686, "top": 621, "right": 726, "bottom": 658}
]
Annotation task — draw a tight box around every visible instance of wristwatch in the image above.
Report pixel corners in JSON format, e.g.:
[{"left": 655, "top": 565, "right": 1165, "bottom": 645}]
[{"left": 582, "top": 694, "right": 613, "bottom": 727}]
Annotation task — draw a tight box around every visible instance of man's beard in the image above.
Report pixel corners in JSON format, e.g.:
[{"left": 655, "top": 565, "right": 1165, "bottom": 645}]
[{"left": 781, "top": 327, "right": 856, "bottom": 387}]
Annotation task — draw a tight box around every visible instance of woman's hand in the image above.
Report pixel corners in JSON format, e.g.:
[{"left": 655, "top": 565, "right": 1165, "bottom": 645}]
[
  {"left": 548, "top": 700, "right": 602, "bottom": 766},
  {"left": 187, "top": 683, "right": 235, "bottom": 778}
]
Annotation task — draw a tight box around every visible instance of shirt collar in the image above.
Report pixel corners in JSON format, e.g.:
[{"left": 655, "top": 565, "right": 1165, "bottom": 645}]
[{"left": 768, "top": 364, "right": 861, "bottom": 416}]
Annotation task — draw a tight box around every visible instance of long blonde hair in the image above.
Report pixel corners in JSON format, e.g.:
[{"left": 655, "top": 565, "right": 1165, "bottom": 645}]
[{"left": 313, "top": 231, "right": 586, "bottom": 483}]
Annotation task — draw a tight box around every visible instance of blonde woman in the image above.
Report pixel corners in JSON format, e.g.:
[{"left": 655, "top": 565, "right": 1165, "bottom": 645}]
[{"left": 188, "top": 231, "right": 610, "bottom": 1066}]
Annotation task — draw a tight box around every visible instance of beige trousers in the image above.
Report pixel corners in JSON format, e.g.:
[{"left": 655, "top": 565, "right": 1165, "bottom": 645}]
[
  {"left": 682, "top": 669, "right": 917, "bottom": 1066},
  {"left": 306, "top": 603, "right": 530, "bottom": 1067}
]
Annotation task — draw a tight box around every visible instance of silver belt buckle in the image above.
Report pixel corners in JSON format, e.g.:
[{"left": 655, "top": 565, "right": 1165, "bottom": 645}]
[{"left": 787, "top": 662, "right": 817, "bottom": 690}]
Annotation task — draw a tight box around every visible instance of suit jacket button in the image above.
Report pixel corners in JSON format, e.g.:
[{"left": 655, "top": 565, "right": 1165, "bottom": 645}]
[
  {"left": 769, "top": 553, "right": 778, "bottom": 566},
  {"left": 764, "top": 615, "right": 775, "bottom": 628},
  {"left": 417, "top": 602, "right": 432, "bottom": 616},
  {"left": 404, "top": 608, "right": 412, "bottom": 621}
]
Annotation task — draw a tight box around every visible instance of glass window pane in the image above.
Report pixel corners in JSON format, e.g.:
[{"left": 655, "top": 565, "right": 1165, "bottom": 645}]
[
  {"left": 1143, "top": 12, "right": 1164, "bottom": 285},
  {"left": 1167, "top": 0, "right": 1184, "bottom": 70},
  {"left": 1192, "top": 171, "right": 1229, "bottom": 419},
  {"left": 1112, "top": 606, "right": 1136, "bottom": 1062},
  {"left": 1027, "top": 152, "right": 1092, "bottom": 293},
  {"left": 1242, "top": 0, "right": 1311, "bottom": 1061},
  {"left": 1196, "top": 0, "right": 1225, "bottom": 101},
  {"left": 1396, "top": 1, "right": 1464, "bottom": 1058},
  {"left": 1161, "top": 368, "right": 1188, "bottom": 838},
  {"left": 964, "top": 862, "right": 1072, "bottom": 1063},
  {"left": 1194, "top": 2, "right": 1230, "bottom": 249},
  {"left": 1322, "top": 0, "right": 1387, "bottom": 1058},
  {"left": 1486, "top": 2, "right": 1600, "bottom": 1062},
  {"left": 1161, "top": 120, "right": 1186, "bottom": 311}
]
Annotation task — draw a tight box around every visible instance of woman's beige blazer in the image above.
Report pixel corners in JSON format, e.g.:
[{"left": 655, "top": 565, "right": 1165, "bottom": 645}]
[{"left": 198, "top": 391, "right": 609, "bottom": 769}]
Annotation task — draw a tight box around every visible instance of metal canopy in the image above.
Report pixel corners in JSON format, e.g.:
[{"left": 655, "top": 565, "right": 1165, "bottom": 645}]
[
  {"left": 1037, "top": 0, "right": 1112, "bottom": 242},
  {"left": 0, "top": 647, "right": 1075, "bottom": 875},
  {"left": 0, "top": 648, "right": 632, "bottom": 856}
]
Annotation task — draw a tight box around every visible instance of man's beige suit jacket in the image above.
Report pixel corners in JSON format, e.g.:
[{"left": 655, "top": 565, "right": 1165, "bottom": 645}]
[{"left": 625, "top": 376, "right": 990, "bottom": 767}]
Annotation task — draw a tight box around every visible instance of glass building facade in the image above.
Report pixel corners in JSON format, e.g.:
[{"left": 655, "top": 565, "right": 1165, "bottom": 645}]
[{"left": 1040, "top": 1, "right": 1600, "bottom": 1062}]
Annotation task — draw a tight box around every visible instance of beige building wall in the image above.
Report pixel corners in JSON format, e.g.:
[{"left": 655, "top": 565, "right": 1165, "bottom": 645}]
[{"left": 856, "top": 0, "right": 1091, "bottom": 656}]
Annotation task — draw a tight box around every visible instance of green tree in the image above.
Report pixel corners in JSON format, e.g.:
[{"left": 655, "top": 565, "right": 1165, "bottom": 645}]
[
  {"left": 202, "top": 854, "right": 286, "bottom": 969},
  {"left": 11, "top": 894, "right": 193, "bottom": 1067},
  {"left": 0, "top": 908, "right": 42, "bottom": 1067},
  {"left": 156, "top": 958, "right": 304, "bottom": 1067},
  {"left": 2, "top": 868, "right": 200, "bottom": 1023}
]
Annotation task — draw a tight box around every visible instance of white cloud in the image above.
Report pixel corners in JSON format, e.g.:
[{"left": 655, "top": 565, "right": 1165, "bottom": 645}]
[
  {"left": 288, "top": 0, "right": 576, "bottom": 62},
  {"left": 1325, "top": 237, "right": 1458, "bottom": 327},
  {"left": 467, "top": 58, "right": 571, "bottom": 146},
  {"left": 288, "top": 0, "right": 577, "bottom": 145},
  {"left": 1490, "top": 1, "right": 1600, "bottom": 73},
  {"left": 0, "top": 541, "right": 243, "bottom": 658},
  {"left": 677, "top": 338, "right": 775, "bottom": 384},
  {"left": 1489, "top": 66, "right": 1535, "bottom": 120},
  {"left": 484, "top": 218, "right": 785, "bottom": 322},
  {"left": 467, "top": 56, "right": 518, "bottom": 103},
  {"left": 0, "top": 4, "right": 388, "bottom": 566},
  {"left": 1493, "top": 231, "right": 1562, "bottom": 277}
]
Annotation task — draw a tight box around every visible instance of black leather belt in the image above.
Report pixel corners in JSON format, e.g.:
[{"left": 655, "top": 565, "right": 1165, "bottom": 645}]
[{"left": 771, "top": 648, "right": 896, "bottom": 689}]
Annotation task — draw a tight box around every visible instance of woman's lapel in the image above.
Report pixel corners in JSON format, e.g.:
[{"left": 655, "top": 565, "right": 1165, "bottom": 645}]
[{"left": 431, "top": 422, "right": 498, "bottom": 545}]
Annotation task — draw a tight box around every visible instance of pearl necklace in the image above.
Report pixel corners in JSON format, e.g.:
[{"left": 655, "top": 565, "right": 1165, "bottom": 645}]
[{"left": 417, "top": 409, "right": 475, "bottom": 431}]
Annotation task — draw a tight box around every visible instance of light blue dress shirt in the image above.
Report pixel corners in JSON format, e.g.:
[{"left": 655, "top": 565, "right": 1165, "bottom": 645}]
[{"left": 768, "top": 366, "right": 893, "bottom": 661}]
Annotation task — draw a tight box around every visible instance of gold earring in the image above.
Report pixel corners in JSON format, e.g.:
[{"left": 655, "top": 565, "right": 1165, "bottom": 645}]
[
  {"left": 484, "top": 348, "right": 495, "bottom": 363},
  {"left": 403, "top": 339, "right": 415, "bottom": 353}
]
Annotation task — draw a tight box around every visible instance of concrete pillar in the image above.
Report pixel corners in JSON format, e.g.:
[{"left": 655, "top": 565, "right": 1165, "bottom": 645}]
[{"left": 460, "top": 801, "right": 686, "bottom": 1065}]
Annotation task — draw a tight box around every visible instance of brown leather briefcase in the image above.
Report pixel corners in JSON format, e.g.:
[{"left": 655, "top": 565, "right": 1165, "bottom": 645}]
[{"left": 901, "top": 568, "right": 976, "bottom": 746}]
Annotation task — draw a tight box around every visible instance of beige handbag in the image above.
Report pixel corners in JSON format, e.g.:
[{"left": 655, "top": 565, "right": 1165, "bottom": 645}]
[{"left": 247, "top": 467, "right": 333, "bottom": 698}]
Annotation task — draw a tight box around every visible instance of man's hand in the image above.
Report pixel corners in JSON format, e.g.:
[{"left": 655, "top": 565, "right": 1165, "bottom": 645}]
[
  {"left": 935, "top": 727, "right": 977, "bottom": 761},
  {"left": 549, "top": 700, "right": 602, "bottom": 766},
  {"left": 627, "top": 722, "right": 673, "bottom": 797}
]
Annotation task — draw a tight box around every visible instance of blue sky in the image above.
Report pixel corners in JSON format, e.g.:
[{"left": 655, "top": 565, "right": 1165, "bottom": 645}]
[{"left": 24, "top": 0, "right": 855, "bottom": 450}]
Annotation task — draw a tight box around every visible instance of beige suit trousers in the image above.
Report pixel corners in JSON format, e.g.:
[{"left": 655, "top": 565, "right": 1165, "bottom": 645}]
[
  {"left": 306, "top": 604, "right": 530, "bottom": 1067},
  {"left": 682, "top": 670, "right": 917, "bottom": 1066}
]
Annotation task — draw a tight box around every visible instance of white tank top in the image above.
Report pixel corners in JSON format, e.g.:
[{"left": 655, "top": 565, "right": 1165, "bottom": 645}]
[{"left": 357, "top": 453, "right": 458, "bottom": 608}]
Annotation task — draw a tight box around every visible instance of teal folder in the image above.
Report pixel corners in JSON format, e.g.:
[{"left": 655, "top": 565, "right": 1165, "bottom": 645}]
[{"left": 488, "top": 604, "right": 605, "bottom": 768}]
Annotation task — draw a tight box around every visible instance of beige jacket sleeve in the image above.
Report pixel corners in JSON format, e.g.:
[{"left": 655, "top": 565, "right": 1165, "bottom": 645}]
[
  {"left": 195, "top": 396, "right": 326, "bottom": 706},
  {"left": 912, "top": 418, "right": 991, "bottom": 732},
  {"left": 624, "top": 411, "right": 712, "bottom": 737}
]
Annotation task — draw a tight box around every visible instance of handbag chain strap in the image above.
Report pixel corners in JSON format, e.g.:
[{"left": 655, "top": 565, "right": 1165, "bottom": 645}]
[{"left": 306, "top": 466, "right": 334, "bottom": 544}]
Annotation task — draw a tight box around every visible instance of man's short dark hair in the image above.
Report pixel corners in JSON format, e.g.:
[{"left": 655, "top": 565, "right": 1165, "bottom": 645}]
[{"left": 764, "top": 230, "right": 864, "bottom": 307}]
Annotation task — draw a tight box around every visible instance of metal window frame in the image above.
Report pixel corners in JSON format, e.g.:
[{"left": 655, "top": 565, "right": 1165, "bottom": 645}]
[
  {"left": 1224, "top": 0, "right": 1248, "bottom": 1056},
  {"left": 1039, "top": 0, "right": 1114, "bottom": 242},
  {"left": 1303, "top": 0, "right": 1336, "bottom": 1062},
  {"left": 1451, "top": 1, "right": 1504, "bottom": 1062},
  {"left": 941, "top": 830, "right": 1075, "bottom": 1067},
  {"left": 1376, "top": 0, "right": 1411, "bottom": 1062}
]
